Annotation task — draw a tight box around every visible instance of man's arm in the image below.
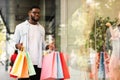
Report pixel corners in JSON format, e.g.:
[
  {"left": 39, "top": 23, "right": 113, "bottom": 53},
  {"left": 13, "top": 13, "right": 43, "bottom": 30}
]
[{"left": 13, "top": 25, "right": 23, "bottom": 50}]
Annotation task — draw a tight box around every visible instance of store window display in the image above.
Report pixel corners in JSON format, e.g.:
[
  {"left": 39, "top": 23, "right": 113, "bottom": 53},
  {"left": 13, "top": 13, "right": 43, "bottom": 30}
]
[{"left": 106, "top": 11, "right": 120, "bottom": 80}]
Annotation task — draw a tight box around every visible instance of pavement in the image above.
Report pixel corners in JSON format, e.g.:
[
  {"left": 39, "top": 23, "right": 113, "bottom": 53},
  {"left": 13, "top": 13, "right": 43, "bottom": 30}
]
[
  {"left": 0, "top": 61, "right": 90, "bottom": 80},
  {"left": 0, "top": 63, "right": 13, "bottom": 80}
]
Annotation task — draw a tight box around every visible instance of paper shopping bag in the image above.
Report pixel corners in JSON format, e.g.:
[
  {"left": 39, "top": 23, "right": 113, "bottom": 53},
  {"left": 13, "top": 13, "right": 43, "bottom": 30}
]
[
  {"left": 9, "top": 67, "right": 17, "bottom": 78},
  {"left": 41, "top": 51, "right": 57, "bottom": 80},
  {"left": 56, "top": 52, "right": 64, "bottom": 79},
  {"left": 60, "top": 52, "right": 70, "bottom": 79},
  {"left": 19, "top": 54, "right": 29, "bottom": 78},
  {"left": 10, "top": 51, "right": 29, "bottom": 78},
  {"left": 26, "top": 52, "right": 36, "bottom": 76},
  {"left": 10, "top": 51, "right": 24, "bottom": 77}
]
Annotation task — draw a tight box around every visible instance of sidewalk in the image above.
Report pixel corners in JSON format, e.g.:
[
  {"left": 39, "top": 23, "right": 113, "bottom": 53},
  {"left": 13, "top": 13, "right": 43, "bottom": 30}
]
[{"left": 0, "top": 63, "right": 13, "bottom": 80}]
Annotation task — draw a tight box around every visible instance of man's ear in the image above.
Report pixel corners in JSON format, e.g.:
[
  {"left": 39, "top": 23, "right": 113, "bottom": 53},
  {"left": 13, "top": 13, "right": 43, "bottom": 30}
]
[{"left": 28, "top": 11, "right": 31, "bottom": 16}]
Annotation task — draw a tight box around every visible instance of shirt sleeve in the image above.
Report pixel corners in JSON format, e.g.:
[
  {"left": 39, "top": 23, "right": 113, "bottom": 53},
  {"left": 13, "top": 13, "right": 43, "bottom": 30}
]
[{"left": 12, "top": 25, "right": 21, "bottom": 49}]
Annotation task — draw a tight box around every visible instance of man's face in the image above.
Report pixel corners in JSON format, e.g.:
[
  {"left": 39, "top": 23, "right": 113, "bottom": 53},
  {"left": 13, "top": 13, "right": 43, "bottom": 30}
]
[{"left": 29, "top": 8, "right": 40, "bottom": 22}]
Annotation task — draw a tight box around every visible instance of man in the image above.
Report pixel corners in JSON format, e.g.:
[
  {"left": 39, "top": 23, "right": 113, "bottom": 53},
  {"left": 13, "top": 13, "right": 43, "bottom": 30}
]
[{"left": 14, "top": 6, "right": 45, "bottom": 80}]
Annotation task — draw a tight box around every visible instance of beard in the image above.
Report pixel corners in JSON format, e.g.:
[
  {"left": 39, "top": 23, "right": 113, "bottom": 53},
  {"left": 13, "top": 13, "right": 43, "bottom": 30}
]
[{"left": 31, "top": 15, "right": 40, "bottom": 22}]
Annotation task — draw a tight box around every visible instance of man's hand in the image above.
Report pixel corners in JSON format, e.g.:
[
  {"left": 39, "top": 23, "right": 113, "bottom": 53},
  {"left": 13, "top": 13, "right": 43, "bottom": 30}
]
[
  {"left": 15, "top": 43, "right": 23, "bottom": 51},
  {"left": 106, "top": 22, "right": 111, "bottom": 27}
]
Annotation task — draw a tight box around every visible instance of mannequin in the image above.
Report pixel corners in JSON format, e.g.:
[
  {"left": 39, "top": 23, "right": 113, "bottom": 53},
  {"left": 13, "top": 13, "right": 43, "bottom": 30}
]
[{"left": 106, "top": 11, "right": 120, "bottom": 80}]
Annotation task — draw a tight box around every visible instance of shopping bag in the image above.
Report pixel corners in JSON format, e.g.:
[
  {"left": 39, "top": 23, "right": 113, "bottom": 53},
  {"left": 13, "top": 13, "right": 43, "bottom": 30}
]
[
  {"left": 56, "top": 51, "right": 64, "bottom": 79},
  {"left": 19, "top": 54, "right": 29, "bottom": 78},
  {"left": 9, "top": 50, "right": 18, "bottom": 78},
  {"left": 10, "top": 51, "right": 29, "bottom": 78},
  {"left": 9, "top": 67, "right": 17, "bottom": 78},
  {"left": 40, "top": 51, "right": 57, "bottom": 80},
  {"left": 10, "top": 51, "right": 24, "bottom": 77},
  {"left": 60, "top": 52, "right": 70, "bottom": 79},
  {"left": 26, "top": 52, "right": 36, "bottom": 76}
]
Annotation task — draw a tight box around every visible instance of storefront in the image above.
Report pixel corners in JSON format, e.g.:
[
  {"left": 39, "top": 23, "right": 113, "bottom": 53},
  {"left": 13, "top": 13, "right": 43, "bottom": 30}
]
[{"left": 59, "top": 0, "right": 120, "bottom": 79}]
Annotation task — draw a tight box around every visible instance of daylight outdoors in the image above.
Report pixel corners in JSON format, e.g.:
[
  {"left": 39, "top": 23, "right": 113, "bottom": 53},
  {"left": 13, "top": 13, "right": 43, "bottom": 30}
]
[{"left": 0, "top": 0, "right": 120, "bottom": 80}]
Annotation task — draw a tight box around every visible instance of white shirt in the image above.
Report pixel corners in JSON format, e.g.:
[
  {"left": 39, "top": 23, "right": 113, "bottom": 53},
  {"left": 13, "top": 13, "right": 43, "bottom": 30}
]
[{"left": 28, "top": 24, "right": 40, "bottom": 65}]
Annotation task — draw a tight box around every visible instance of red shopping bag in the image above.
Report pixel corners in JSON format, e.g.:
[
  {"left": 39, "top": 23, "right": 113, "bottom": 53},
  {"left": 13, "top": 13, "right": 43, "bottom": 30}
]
[
  {"left": 41, "top": 51, "right": 57, "bottom": 80},
  {"left": 59, "top": 52, "right": 70, "bottom": 79}
]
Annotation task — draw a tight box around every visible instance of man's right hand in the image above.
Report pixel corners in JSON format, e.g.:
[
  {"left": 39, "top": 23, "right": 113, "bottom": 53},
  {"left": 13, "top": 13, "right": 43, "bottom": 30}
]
[
  {"left": 15, "top": 43, "right": 23, "bottom": 51},
  {"left": 106, "top": 22, "right": 111, "bottom": 27}
]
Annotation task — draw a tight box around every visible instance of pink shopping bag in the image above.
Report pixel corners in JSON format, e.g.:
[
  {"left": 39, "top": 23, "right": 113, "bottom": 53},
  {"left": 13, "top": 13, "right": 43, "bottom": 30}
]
[{"left": 40, "top": 51, "right": 57, "bottom": 80}]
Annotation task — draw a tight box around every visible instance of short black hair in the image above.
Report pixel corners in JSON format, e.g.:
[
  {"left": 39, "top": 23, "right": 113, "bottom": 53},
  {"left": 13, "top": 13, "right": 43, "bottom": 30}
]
[{"left": 29, "top": 5, "right": 40, "bottom": 11}]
